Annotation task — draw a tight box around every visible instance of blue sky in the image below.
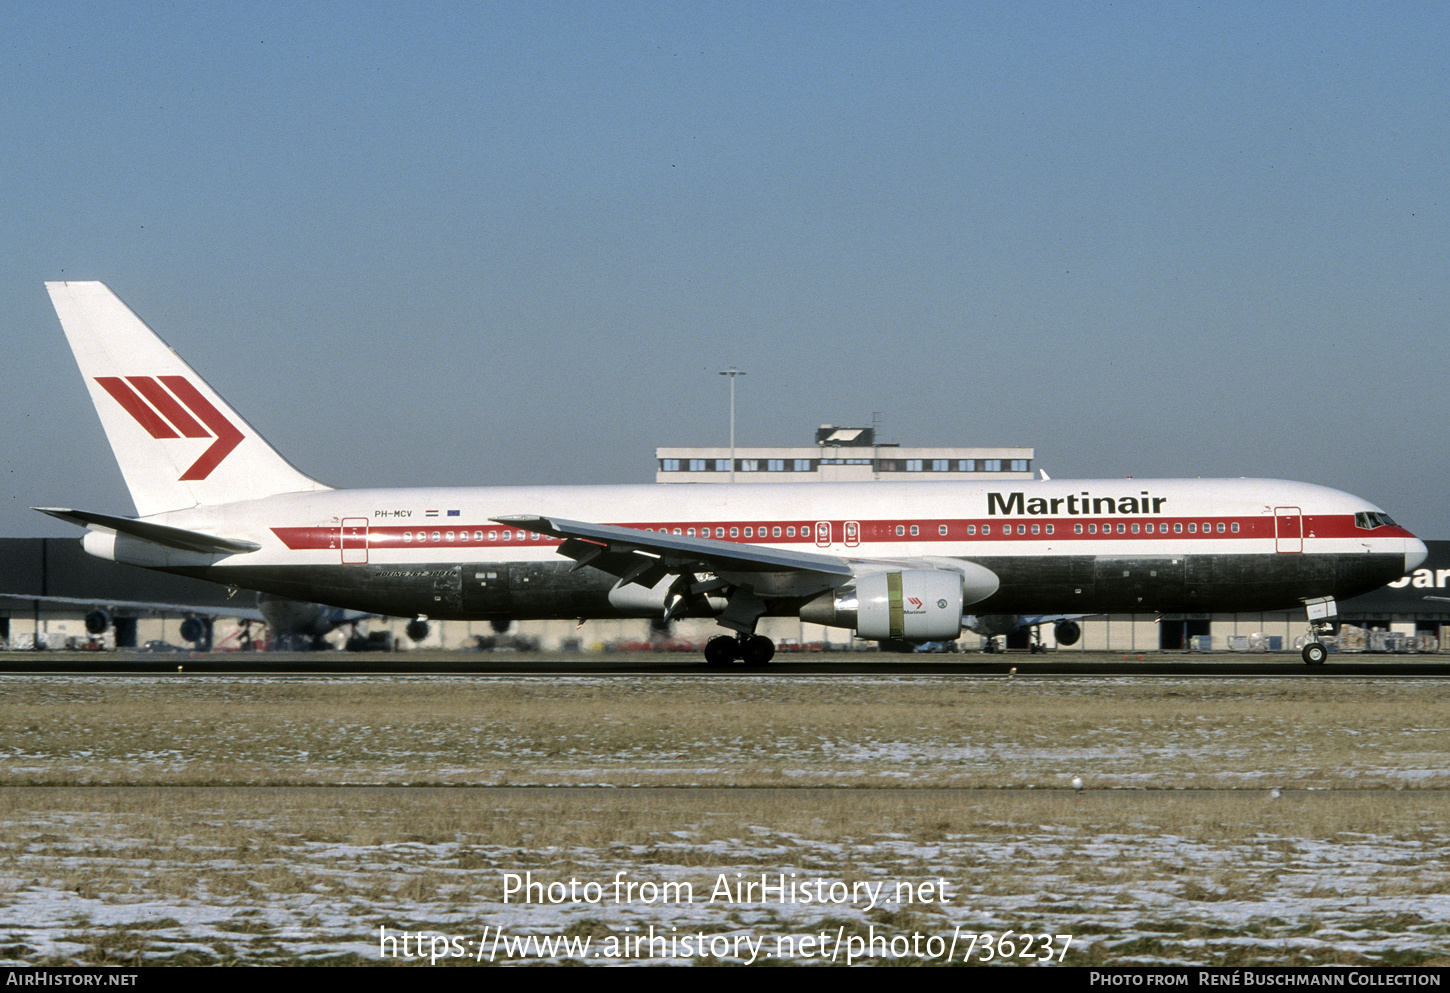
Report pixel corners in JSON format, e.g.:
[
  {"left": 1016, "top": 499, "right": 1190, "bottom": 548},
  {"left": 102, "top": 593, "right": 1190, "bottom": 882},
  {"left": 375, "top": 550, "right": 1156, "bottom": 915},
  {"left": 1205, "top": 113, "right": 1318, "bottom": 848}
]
[{"left": 4, "top": 1, "right": 1447, "bottom": 536}]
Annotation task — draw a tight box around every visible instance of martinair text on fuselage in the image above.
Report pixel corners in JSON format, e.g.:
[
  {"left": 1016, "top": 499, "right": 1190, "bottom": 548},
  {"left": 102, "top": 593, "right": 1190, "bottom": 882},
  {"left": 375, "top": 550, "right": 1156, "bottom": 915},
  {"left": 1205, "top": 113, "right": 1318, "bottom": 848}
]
[{"left": 988, "top": 491, "right": 1168, "bottom": 516}]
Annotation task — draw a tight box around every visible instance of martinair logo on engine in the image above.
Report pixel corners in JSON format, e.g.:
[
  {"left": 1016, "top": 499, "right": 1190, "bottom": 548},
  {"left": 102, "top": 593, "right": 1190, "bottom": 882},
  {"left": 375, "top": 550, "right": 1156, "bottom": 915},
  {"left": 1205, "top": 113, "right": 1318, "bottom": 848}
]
[{"left": 94, "top": 375, "right": 244, "bottom": 481}]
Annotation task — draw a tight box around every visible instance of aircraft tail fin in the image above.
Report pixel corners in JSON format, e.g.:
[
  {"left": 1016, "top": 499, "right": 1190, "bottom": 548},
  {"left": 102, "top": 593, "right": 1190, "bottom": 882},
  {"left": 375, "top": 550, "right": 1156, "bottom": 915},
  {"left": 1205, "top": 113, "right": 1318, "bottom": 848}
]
[{"left": 46, "top": 281, "right": 330, "bottom": 517}]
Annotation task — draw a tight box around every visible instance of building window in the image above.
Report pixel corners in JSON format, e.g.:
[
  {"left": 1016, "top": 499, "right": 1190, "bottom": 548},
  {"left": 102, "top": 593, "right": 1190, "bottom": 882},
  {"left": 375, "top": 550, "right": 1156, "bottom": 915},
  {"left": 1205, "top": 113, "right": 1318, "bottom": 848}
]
[
  {"left": 688, "top": 459, "right": 707, "bottom": 471},
  {"left": 1010, "top": 459, "right": 1029, "bottom": 472},
  {"left": 959, "top": 460, "right": 975, "bottom": 471},
  {"left": 932, "top": 460, "right": 949, "bottom": 472},
  {"left": 740, "top": 459, "right": 759, "bottom": 472},
  {"left": 767, "top": 459, "right": 784, "bottom": 472},
  {"left": 793, "top": 459, "right": 812, "bottom": 471},
  {"left": 714, "top": 459, "right": 730, "bottom": 471},
  {"left": 906, "top": 460, "right": 923, "bottom": 471},
  {"left": 983, "top": 459, "right": 1002, "bottom": 472}
]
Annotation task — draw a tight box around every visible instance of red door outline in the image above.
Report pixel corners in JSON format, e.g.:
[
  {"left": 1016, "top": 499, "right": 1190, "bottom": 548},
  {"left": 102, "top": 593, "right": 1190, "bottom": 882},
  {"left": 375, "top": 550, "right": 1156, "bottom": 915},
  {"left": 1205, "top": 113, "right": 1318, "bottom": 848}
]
[
  {"left": 341, "top": 518, "right": 369, "bottom": 564},
  {"left": 1274, "top": 507, "right": 1302, "bottom": 553}
]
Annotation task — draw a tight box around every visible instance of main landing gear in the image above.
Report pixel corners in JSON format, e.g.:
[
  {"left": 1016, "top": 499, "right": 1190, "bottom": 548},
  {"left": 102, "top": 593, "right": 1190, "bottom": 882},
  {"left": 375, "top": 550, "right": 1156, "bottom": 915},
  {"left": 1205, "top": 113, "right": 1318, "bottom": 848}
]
[
  {"left": 704, "top": 633, "right": 776, "bottom": 667},
  {"left": 1301, "top": 642, "right": 1328, "bottom": 666}
]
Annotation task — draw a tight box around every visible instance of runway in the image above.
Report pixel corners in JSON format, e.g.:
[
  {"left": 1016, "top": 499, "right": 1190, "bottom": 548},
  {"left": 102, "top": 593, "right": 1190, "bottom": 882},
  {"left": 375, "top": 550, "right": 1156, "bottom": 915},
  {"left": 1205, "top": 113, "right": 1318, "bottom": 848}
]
[{"left": 3, "top": 649, "right": 1449, "bottom": 676}]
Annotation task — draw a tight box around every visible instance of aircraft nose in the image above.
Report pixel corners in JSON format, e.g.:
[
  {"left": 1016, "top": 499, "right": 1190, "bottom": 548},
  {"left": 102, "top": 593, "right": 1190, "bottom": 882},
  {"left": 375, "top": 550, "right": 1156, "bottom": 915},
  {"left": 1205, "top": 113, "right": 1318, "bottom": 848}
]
[{"left": 1406, "top": 536, "right": 1428, "bottom": 573}]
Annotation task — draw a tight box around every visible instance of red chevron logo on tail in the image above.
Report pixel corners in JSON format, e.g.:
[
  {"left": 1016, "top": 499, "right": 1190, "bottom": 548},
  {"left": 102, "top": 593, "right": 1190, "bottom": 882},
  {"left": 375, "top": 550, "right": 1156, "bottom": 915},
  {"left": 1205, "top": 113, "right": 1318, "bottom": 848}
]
[{"left": 94, "top": 375, "right": 244, "bottom": 480}]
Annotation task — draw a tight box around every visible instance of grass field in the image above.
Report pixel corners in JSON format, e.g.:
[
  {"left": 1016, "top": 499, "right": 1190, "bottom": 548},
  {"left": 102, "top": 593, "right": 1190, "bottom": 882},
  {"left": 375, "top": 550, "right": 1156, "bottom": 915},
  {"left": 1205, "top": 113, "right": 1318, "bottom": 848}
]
[{"left": 1, "top": 672, "right": 1448, "bottom": 966}]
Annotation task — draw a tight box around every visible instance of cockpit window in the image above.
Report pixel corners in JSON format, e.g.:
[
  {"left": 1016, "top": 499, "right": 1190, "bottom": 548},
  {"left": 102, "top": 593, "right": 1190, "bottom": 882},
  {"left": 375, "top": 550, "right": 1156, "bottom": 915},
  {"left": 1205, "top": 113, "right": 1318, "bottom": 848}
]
[{"left": 1355, "top": 511, "right": 1398, "bottom": 529}]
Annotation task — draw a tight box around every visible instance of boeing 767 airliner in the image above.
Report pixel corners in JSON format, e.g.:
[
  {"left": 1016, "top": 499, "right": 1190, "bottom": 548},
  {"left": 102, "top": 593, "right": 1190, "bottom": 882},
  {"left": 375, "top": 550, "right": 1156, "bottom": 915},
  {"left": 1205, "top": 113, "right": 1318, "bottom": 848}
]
[{"left": 38, "top": 282, "right": 1427, "bottom": 665}]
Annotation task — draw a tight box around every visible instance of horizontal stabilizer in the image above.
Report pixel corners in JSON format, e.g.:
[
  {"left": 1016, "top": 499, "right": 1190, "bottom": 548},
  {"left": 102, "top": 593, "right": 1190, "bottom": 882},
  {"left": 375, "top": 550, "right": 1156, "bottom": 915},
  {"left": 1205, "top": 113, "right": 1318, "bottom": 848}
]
[{"left": 34, "top": 507, "right": 260, "bottom": 555}]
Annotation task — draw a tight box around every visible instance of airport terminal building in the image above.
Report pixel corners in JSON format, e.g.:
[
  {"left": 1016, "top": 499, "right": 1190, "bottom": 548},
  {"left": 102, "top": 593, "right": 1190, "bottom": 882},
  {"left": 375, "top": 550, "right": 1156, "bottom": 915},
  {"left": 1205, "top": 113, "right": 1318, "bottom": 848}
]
[{"left": 656, "top": 425, "right": 1035, "bottom": 484}]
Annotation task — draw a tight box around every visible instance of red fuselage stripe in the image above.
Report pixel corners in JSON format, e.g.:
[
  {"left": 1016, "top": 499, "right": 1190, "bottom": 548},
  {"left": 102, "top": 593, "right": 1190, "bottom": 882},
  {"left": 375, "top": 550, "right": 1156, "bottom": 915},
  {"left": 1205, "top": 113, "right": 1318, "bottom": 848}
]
[{"left": 269, "top": 516, "right": 1412, "bottom": 551}]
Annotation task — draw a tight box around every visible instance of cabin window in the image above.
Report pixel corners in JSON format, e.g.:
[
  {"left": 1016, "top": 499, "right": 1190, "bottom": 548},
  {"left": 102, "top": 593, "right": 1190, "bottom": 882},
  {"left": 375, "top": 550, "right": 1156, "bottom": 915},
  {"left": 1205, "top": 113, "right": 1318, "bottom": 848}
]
[
  {"left": 1117, "top": 523, "right": 1126, "bottom": 534},
  {"left": 981, "top": 525, "right": 991, "bottom": 536},
  {"left": 1031, "top": 524, "right": 1040, "bottom": 535},
  {"left": 968, "top": 525, "right": 977, "bottom": 535},
  {"left": 1046, "top": 524, "right": 1054, "bottom": 534},
  {"left": 772, "top": 526, "right": 782, "bottom": 537},
  {"left": 1174, "top": 523, "right": 1182, "bottom": 533},
  {"left": 730, "top": 527, "right": 738, "bottom": 538},
  {"left": 896, "top": 525, "right": 905, "bottom": 536},
  {"left": 715, "top": 527, "right": 725, "bottom": 538},
  {"left": 1088, "top": 524, "right": 1097, "bottom": 534},
  {"left": 1017, "top": 524, "right": 1026, "bottom": 535},
  {"left": 1217, "top": 522, "right": 1226, "bottom": 533},
  {"left": 403, "top": 532, "right": 412, "bottom": 543},
  {"left": 1231, "top": 522, "right": 1240, "bottom": 533},
  {"left": 744, "top": 527, "right": 753, "bottom": 537},
  {"left": 1074, "top": 524, "right": 1082, "bottom": 534},
  {"left": 938, "top": 525, "right": 948, "bottom": 536},
  {"left": 1131, "top": 524, "right": 1139, "bottom": 534}
]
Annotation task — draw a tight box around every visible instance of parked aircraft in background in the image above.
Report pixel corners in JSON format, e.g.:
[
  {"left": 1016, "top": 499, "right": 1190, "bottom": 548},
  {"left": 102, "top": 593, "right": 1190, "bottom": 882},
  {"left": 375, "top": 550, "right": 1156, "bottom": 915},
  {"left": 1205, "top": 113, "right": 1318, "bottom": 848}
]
[
  {"left": 6, "top": 590, "right": 379, "bottom": 651},
  {"left": 39, "top": 282, "right": 1427, "bottom": 666}
]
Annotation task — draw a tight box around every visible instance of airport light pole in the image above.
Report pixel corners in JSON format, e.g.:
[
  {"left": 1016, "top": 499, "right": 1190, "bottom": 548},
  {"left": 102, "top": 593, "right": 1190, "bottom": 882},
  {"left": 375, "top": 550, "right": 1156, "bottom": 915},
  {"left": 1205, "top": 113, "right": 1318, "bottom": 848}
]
[{"left": 719, "top": 366, "right": 746, "bottom": 483}]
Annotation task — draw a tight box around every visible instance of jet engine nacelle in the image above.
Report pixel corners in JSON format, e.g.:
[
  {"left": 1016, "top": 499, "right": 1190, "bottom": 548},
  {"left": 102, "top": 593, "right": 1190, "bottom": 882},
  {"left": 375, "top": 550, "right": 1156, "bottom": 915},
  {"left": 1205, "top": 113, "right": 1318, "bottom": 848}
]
[
  {"left": 803, "top": 569, "right": 982, "bottom": 643},
  {"left": 1054, "top": 619, "right": 1082, "bottom": 646},
  {"left": 84, "top": 609, "right": 110, "bottom": 635}
]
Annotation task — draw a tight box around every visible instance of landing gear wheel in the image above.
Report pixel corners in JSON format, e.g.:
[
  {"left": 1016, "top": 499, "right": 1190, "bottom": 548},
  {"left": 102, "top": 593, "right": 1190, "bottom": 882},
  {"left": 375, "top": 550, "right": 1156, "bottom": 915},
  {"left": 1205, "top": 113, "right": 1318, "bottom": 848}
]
[
  {"left": 740, "top": 635, "right": 775, "bottom": 666},
  {"left": 1302, "top": 642, "right": 1327, "bottom": 666},
  {"left": 704, "top": 636, "right": 738, "bottom": 667}
]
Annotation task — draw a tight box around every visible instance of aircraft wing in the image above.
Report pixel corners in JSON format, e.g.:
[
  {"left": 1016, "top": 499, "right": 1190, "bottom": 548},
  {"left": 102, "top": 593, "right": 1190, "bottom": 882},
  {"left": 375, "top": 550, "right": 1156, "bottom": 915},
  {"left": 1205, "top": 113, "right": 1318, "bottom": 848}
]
[
  {"left": 494, "top": 514, "right": 853, "bottom": 594},
  {"left": 495, "top": 514, "right": 1002, "bottom": 636},
  {"left": 0, "top": 593, "right": 266, "bottom": 622}
]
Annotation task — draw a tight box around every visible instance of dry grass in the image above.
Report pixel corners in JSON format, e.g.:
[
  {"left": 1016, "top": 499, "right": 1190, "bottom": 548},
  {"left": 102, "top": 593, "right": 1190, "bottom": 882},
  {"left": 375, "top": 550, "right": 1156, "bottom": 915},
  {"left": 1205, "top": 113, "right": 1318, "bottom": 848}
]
[
  {"left": 3, "top": 674, "right": 1450, "bottom": 966},
  {"left": 2, "top": 788, "right": 1450, "bottom": 966},
  {"left": 2, "top": 674, "right": 1448, "bottom": 789}
]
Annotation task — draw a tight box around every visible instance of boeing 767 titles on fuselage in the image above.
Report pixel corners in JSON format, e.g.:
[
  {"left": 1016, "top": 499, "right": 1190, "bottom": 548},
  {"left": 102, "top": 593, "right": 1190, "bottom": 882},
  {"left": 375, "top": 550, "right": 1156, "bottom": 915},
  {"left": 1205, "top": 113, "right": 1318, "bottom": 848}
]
[{"left": 38, "top": 282, "right": 1427, "bottom": 665}]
